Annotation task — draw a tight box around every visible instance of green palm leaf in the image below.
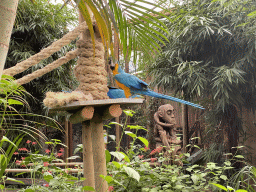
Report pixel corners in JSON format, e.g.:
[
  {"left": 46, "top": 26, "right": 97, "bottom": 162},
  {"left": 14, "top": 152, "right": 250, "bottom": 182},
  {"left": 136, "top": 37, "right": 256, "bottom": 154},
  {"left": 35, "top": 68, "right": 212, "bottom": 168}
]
[{"left": 73, "top": 0, "right": 170, "bottom": 62}]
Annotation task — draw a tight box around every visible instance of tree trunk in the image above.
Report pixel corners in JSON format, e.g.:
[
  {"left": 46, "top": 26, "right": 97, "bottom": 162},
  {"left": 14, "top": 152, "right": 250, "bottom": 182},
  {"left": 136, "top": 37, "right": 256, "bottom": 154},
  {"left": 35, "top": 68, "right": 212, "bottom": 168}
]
[{"left": 0, "top": 0, "right": 19, "bottom": 80}]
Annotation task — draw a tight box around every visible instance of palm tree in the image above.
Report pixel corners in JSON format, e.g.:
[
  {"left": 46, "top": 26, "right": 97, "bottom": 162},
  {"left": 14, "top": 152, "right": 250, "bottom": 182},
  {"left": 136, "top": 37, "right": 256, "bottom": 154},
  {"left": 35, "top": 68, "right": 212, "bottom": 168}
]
[{"left": 0, "top": 0, "right": 171, "bottom": 81}]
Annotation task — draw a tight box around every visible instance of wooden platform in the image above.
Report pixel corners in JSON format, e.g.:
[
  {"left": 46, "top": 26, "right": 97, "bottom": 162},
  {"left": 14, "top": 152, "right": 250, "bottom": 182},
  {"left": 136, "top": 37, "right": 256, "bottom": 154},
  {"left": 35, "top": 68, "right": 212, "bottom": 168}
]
[{"left": 49, "top": 98, "right": 144, "bottom": 113}]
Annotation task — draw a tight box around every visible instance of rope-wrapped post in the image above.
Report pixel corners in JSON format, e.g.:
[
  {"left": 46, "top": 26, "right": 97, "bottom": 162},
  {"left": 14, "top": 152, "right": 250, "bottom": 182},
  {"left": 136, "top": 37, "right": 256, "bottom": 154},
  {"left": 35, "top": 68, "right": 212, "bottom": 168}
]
[
  {"left": 74, "top": 12, "right": 109, "bottom": 100},
  {"left": 74, "top": 39, "right": 109, "bottom": 99}
]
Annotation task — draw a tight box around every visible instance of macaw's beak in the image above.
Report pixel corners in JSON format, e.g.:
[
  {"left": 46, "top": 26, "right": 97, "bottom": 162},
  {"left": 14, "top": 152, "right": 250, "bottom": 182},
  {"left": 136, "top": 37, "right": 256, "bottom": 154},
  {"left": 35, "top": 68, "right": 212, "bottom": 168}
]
[
  {"left": 108, "top": 57, "right": 114, "bottom": 67},
  {"left": 110, "top": 65, "right": 115, "bottom": 71}
]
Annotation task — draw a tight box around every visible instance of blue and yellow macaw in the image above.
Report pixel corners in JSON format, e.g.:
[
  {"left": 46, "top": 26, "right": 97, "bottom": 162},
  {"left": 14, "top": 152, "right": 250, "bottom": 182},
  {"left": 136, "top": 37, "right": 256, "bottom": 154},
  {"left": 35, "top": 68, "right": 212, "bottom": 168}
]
[{"left": 110, "top": 63, "right": 205, "bottom": 109}]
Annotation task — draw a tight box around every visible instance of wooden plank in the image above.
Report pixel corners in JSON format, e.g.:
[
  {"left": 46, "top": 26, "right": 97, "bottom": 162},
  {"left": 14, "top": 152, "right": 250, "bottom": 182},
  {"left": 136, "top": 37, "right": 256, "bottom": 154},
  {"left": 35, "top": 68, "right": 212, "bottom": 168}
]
[
  {"left": 5, "top": 169, "right": 81, "bottom": 173},
  {"left": 49, "top": 98, "right": 144, "bottom": 112},
  {"left": 17, "top": 162, "right": 83, "bottom": 167}
]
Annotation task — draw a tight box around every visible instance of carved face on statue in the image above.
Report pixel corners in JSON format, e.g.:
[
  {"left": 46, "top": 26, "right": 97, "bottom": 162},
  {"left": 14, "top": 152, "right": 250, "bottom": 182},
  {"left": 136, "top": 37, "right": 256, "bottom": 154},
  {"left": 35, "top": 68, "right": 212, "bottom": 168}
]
[{"left": 154, "top": 104, "right": 176, "bottom": 127}]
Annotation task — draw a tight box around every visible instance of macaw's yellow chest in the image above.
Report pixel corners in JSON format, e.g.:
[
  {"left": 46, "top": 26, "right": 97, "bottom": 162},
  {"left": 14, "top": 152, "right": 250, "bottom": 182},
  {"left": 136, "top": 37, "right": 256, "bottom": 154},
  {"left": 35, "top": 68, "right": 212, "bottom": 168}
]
[{"left": 115, "top": 80, "right": 132, "bottom": 98}]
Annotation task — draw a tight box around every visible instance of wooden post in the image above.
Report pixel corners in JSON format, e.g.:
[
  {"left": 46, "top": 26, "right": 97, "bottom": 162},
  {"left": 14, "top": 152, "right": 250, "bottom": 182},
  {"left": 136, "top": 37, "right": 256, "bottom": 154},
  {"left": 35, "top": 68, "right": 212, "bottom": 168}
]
[
  {"left": 82, "top": 121, "right": 95, "bottom": 189},
  {"left": 68, "top": 121, "right": 73, "bottom": 159},
  {"left": 91, "top": 112, "right": 108, "bottom": 192},
  {"left": 182, "top": 104, "right": 189, "bottom": 153},
  {"left": 64, "top": 118, "right": 69, "bottom": 161},
  {"left": 114, "top": 29, "right": 121, "bottom": 151}
]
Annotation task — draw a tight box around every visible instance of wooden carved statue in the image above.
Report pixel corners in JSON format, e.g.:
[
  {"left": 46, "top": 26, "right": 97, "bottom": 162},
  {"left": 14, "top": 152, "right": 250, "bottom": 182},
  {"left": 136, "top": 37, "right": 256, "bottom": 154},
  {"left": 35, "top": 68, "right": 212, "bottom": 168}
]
[{"left": 154, "top": 104, "right": 182, "bottom": 163}]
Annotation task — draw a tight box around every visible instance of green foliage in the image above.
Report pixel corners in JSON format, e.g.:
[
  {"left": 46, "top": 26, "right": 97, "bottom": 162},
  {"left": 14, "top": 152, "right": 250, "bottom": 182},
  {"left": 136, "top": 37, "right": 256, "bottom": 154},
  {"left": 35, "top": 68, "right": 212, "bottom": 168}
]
[
  {"left": 0, "top": 75, "right": 60, "bottom": 147},
  {"left": 146, "top": 0, "right": 256, "bottom": 159},
  {"left": 103, "top": 110, "right": 253, "bottom": 192},
  {"left": 149, "top": 0, "right": 256, "bottom": 110},
  {"left": 5, "top": 0, "right": 79, "bottom": 116},
  {"left": 0, "top": 135, "right": 24, "bottom": 189}
]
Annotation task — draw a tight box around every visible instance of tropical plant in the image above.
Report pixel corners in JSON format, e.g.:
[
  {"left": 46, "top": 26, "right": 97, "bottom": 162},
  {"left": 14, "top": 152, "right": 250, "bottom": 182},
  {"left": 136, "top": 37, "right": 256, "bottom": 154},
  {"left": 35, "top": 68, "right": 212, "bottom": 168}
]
[
  {"left": 147, "top": 0, "right": 256, "bottom": 160},
  {"left": 0, "top": 135, "right": 25, "bottom": 190},
  {"left": 0, "top": 75, "right": 60, "bottom": 145},
  {"left": 4, "top": 0, "right": 79, "bottom": 117}
]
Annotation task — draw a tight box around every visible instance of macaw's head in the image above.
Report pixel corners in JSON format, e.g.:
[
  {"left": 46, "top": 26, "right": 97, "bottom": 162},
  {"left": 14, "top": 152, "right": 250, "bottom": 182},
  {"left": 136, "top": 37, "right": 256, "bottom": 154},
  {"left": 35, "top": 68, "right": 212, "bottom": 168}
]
[{"left": 110, "top": 63, "right": 120, "bottom": 76}]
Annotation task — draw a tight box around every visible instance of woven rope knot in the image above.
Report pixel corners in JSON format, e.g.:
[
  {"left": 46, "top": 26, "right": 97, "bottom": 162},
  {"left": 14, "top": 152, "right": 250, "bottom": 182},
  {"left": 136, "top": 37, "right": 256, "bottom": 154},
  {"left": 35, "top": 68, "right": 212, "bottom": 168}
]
[{"left": 74, "top": 39, "right": 109, "bottom": 100}]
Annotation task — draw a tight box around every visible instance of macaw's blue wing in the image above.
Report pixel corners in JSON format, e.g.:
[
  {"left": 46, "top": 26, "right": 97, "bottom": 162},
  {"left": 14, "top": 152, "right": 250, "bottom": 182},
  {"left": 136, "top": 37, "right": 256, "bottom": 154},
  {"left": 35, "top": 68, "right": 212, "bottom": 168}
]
[
  {"left": 108, "top": 87, "right": 143, "bottom": 99},
  {"left": 132, "top": 89, "right": 205, "bottom": 109},
  {"left": 114, "top": 73, "right": 148, "bottom": 90},
  {"left": 107, "top": 87, "right": 126, "bottom": 99}
]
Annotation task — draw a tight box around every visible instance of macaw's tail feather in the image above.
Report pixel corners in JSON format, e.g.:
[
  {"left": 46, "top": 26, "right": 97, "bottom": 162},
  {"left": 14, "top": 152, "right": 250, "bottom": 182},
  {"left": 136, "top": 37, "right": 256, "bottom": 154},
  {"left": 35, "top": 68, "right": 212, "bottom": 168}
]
[{"left": 137, "top": 90, "right": 205, "bottom": 109}]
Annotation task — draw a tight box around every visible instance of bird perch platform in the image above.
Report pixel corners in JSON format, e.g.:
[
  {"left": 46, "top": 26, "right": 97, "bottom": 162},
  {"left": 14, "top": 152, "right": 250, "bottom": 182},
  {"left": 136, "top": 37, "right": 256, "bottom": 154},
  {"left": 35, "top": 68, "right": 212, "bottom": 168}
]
[{"left": 49, "top": 98, "right": 144, "bottom": 192}]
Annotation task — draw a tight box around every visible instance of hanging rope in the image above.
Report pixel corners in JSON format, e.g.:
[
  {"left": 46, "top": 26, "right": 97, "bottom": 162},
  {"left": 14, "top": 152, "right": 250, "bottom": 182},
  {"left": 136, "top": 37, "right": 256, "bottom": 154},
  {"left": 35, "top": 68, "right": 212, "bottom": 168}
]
[
  {"left": 15, "top": 49, "right": 79, "bottom": 85},
  {"left": 3, "top": 21, "right": 88, "bottom": 77},
  {"left": 74, "top": 39, "right": 109, "bottom": 100}
]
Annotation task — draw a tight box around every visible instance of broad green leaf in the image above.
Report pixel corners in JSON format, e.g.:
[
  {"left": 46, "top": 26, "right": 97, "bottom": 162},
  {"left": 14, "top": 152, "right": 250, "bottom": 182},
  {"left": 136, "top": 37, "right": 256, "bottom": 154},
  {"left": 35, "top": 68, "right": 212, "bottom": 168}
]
[
  {"left": 220, "top": 175, "right": 228, "bottom": 180},
  {"left": 6, "top": 177, "right": 24, "bottom": 184},
  {"left": 1, "top": 136, "right": 17, "bottom": 148},
  {"left": 125, "top": 131, "right": 136, "bottom": 138},
  {"left": 236, "top": 190, "right": 248, "bottom": 192},
  {"left": 109, "top": 122, "right": 123, "bottom": 127},
  {"left": 248, "top": 11, "right": 256, "bottom": 17},
  {"left": 235, "top": 155, "right": 244, "bottom": 159},
  {"left": 123, "top": 166, "right": 140, "bottom": 182},
  {"left": 67, "top": 156, "right": 81, "bottom": 160},
  {"left": 0, "top": 185, "right": 4, "bottom": 190},
  {"left": 191, "top": 174, "right": 199, "bottom": 184},
  {"left": 210, "top": 183, "right": 227, "bottom": 191},
  {"left": 108, "top": 135, "right": 116, "bottom": 141},
  {"left": 119, "top": 152, "right": 130, "bottom": 163},
  {"left": 100, "top": 175, "right": 113, "bottom": 183},
  {"left": 105, "top": 150, "right": 111, "bottom": 164},
  {"left": 43, "top": 173, "right": 53, "bottom": 182},
  {"left": 7, "top": 99, "right": 23, "bottom": 105},
  {"left": 224, "top": 161, "right": 231, "bottom": 166},
  {"left": 227, "top": 186, "right": 234, "bottom": 191},
  {"left": 110, "top": 152, "right": 125, "bottom": 161},
  {"left": 112, "top": 161, "right": 121, "bottom": 169},
  {"left": 137, "top": 137, "right": 149, "bottom": 147},
  {"left": 0, "top": 99, "right": 7, "bottom": 104},
  {"left": 127, "top": 125, "right": 148, "bottom": 131},
  {"left": 123, "top": 110, "right": 135, "bottom": 117}
]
